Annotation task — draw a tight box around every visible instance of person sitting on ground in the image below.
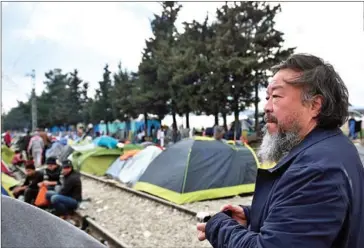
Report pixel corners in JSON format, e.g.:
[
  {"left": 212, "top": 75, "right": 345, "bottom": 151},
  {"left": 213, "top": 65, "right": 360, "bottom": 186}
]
[
  {"left": 46, "top": 160, "right": 82, "bottom": 218},
  {"left": 38, "top": 157, "right": 62, "bottom": 192},
  {"left": 12, "top": 161, "right": 44, "bottom": 204},
  {"left": 11, "top": 150, "right": 25, "bottom": 166}
]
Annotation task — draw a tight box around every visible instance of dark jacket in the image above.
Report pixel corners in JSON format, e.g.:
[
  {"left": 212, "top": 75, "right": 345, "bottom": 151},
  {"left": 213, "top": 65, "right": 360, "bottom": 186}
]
[
  {"left": 44, "top": 166, "right": 61, "bottom": 185},
  {"left": 205, "top": 127, "right": 364, "bottom": 248},
  {"left": 2, "top": 195, "right": 104, "bottom": 248},
  {"left": 60, "top": 170, "right": 82, "bottom": 202},
  {"left": 23, "top": 171, "right": 44, "bottom": 190}
]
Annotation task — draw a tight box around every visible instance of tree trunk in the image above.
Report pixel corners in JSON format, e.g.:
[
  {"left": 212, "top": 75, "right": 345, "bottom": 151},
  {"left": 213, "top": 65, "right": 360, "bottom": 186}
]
[
  {"left": 106, "top": 122, "right": 109, "bottom": 135},
  {"left": 214, "top": 112, "right": 219, "bottom": 126},
  {"left": 222, "top": 112, "right": 227, "bottom": 131},
  {"left": 234, "top": 109, "right": 239, "bottom": 141},
  {"left": 172, "top": 111, "right": 177, "bottom": 130},
  {"left": 185, "top": 112, "right": 190, "bottom": 129},
  {"left": 144, "top": 112, "right": 148, "bottom": 134},
  {"left": 254, "top": 81, "right": 260, "bottom": 135}
]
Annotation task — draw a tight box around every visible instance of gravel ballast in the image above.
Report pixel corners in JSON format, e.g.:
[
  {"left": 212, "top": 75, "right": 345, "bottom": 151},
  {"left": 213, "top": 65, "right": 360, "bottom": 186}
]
[{"left": 80, "top": 176, "right": 253, "bottom": 248}]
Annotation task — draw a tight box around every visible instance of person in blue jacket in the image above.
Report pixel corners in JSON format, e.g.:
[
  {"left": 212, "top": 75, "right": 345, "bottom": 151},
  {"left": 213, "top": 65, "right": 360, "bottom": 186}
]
[{"left": 197, "top": 53, "right": 364, "bottom": 248}]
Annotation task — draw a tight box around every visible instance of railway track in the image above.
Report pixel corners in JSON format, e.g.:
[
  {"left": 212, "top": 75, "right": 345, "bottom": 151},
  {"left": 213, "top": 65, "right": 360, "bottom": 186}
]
[
  {"left": 79, "top": 174, "right": 213, "bottom": 248},
  {"left": 11, "top": 166, "right": 248, "bottom": 247},
  {"left": 80, "top": 172, "right": 199, "bottom": 218},
  {"left": 12, "top": 165, "right": 129, "bottom": 248}
]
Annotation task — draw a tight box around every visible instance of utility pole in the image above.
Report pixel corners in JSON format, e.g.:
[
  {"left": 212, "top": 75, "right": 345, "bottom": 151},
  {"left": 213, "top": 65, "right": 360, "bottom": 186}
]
[{"left": 26, "top": 69, "right": 37, "bottom": 131}]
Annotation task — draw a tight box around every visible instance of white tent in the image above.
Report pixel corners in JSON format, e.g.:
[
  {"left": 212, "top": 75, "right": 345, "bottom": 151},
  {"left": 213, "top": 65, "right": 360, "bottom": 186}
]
[
  {"left": 106, "top": 157, "right": 129, "bottom": 179},
  {"left": 118, "top": 146, "right": 162, "bottom": 186}
]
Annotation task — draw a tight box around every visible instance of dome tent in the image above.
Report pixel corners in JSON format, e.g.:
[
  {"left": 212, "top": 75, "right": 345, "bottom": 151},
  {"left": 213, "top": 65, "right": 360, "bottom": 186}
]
[{"left": 134, "top": 136, "right": 259, "bottom": 204}]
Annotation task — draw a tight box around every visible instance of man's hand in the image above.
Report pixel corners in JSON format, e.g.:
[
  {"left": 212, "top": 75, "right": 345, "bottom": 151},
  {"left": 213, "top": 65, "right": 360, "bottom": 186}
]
[
  {"left": 220, "top": 204, "right": 247, "bottom": 227},
  {"left": 12, "top": 187, "right": 20, "bottom": 194},
  {"left": 197, "top": 223, "right": 206, "bottom": 241},
  {"left": 12, "top": 186, "right": 26, "bottom": 194},
  {"left": 197, "top": 204, "right": 248, "bottom": 242},
  {"left": 43, "top": 181, "right": 51, "bottom": 186}
]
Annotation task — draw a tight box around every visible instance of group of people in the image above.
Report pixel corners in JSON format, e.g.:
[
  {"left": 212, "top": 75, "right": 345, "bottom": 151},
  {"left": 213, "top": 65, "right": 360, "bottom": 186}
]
[
  {"left": 2, "top": 53, "right": 364, "bottom": 248},
  {"left": 11, "top": 156, "right": 82, "bottom": 219},
  {"left": 8, "top": 128, "right": 52, "bottom": 167}
]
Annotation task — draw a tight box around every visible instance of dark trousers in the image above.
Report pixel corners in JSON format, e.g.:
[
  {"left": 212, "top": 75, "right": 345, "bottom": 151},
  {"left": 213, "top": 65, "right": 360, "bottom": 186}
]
[
  {"left": 46, "top": 191, "right": 78, "bottom": 216},
  {"left": 41, "top": 148, "right": 47, "bottom": 164},
  {"left": 24, "top": 188, "right": 39, "bottom": 204}
]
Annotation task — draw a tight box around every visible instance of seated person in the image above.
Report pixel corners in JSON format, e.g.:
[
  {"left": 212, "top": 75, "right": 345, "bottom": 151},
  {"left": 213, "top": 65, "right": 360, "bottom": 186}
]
[
  {"left": 38, "top": 157, "right": 61, "bottom": 192},
  {"left": 46, "top": 160, "right": 82, "bottom": 218},
  {"left": 12, "top": 161, "right": 44, "bottom": 204},
  {"left": 11, "top": 150, "right": 25, "bottom": 166}
]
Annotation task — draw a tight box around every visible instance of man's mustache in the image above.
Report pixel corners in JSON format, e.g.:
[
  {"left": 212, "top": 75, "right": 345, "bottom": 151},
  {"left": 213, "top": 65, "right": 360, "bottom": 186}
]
[{"left": 264, "top": 114, "right": 278, "bottom": 123}]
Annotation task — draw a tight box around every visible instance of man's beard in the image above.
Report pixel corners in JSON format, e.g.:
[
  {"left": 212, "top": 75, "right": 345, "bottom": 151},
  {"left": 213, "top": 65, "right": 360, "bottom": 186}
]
[{"left": 257, "top": 123, "right": 302, "bottom": 164}]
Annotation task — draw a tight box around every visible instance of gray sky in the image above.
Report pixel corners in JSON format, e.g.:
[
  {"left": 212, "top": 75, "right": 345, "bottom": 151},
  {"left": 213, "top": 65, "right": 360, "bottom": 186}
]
[{"left": 2, "top": 1, "right": 364, "bottom": 114}]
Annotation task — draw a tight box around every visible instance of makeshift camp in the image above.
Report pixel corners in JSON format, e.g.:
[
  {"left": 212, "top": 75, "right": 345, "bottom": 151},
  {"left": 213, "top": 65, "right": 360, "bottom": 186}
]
[
  {"left": 1, "top": 173, "right": 20, "bottom": 197},
  {"left": 59, "top": 145, "right": 75, "bottom": 162},
  {"left": 58, "top": 141, "right": 96, "bottom": 162},
  {"left": 45, "top": 142, "right": 65, "bottom": 159},
  {"left": 105, "top": 149, "right": 141, "bottom": 179},
  {"left": 134, "top": 136, "right": 259, "bottom": 204},
  {"left": 71, "top": 147, "right": 122, "bottom": 176},
  {"left": 118, "top": 146, "right": 162, "bottom": 186},
  {"left": 1, "top": 145, "right": 14, "bottom": 165}
]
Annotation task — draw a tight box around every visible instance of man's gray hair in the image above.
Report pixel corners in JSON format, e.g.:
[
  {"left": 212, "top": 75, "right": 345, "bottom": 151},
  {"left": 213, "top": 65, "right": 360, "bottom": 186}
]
[{"left": 272, "top": 53, "right": 349, "bottom": 129}]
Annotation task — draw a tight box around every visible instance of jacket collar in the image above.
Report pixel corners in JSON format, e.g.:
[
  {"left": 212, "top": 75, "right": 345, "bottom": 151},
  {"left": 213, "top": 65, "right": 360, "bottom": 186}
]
[{"left": 268, "top": 127, "right": 342, "bottom": 173}]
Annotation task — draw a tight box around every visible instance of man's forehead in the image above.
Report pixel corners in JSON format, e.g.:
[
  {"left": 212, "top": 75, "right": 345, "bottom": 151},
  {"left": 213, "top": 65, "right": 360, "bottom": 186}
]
[{"left": 266, "top": 80, "right": 285, "bottom": 93}]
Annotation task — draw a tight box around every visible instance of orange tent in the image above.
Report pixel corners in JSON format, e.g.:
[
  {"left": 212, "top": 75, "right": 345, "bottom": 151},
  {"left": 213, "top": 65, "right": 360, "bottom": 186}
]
[{"left": 119, "top": 149, "right": 140, "bottom": 160}]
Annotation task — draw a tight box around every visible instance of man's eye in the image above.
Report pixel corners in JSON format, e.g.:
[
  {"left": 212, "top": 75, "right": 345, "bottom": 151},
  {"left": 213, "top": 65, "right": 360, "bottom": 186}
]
[{"left": 272, "top": 95, "right": 280, "bottom": 98}]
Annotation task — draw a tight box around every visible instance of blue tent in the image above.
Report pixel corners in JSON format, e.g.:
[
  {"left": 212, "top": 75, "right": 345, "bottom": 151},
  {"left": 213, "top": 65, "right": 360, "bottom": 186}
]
[{"left": 93, "top": 136, "right": 118, "bottom": 149}]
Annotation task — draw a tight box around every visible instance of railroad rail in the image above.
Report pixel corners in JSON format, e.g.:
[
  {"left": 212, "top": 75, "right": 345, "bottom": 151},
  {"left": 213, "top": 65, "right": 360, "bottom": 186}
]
[
  {"left": 12, "top": 165, "right": 129, "bottom": 248},
  {"left": 80, "top": 171, "right": 198, "bottom": 217}
]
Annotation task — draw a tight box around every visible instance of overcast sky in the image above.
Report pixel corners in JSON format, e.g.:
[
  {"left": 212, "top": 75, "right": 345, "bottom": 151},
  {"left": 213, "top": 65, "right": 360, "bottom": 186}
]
[{"left": 2, "top": 1, "right": 364, "bottom": 113}]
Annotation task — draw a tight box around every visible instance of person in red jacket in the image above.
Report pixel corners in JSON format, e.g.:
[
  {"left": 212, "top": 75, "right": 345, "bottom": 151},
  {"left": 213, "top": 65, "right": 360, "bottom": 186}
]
[
  {"left": 11, "top": 150, "right": 25, "bottom": 166},
  {"left": 4, "top": 131, "right": 11, "bottom": 148}
]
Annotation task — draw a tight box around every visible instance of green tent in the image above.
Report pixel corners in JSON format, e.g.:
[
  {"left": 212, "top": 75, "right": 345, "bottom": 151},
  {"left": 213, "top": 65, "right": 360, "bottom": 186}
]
[
  {"left": 1, "top": 146, "right": 15, "bottom": 166},
  {"left": 2, "top": 172, "right": 20, "bottom": 198},
  {"left": 71, "top": 147, "right": 122, "bottom": 176},
  {"left": 134, "top": 136, "right": 259, "bottom": 204},
  {"left": 123, "top": 144, "right": 144, "bottom": 152}
]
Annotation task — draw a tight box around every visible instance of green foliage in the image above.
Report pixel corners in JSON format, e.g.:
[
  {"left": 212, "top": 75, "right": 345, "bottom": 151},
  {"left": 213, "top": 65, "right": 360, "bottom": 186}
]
[{"left": 3, "top": 1, "right": 294, "bottom": 131}]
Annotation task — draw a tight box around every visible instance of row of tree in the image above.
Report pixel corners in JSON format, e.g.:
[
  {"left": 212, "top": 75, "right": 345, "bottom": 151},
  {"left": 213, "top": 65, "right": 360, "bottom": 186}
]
[{"left": 2, "top": 1, "right": 295, "bottom": 132}]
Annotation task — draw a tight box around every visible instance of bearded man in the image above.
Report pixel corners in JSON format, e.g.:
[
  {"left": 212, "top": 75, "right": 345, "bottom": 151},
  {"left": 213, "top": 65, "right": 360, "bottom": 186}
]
[{"left": 197, "top": 54, "right": 364, "bottom": 248}]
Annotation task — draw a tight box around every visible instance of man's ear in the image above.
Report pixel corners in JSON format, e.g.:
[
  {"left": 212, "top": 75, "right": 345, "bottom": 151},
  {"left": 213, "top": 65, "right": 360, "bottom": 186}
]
[{"left": 310, "top": 95, "right": 323, "bottom": 118}]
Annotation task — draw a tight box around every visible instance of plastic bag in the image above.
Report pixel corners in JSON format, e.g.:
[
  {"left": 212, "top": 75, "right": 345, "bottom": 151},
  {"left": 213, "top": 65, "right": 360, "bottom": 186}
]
[{"left": 34, "top": 185, "right": 49, "bottom": 207}]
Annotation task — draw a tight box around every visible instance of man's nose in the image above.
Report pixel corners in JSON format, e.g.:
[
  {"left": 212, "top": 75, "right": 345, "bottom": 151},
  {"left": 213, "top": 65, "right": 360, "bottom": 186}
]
[{"left": 264, "top": 98, "right": 273, "bottom": 113}]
